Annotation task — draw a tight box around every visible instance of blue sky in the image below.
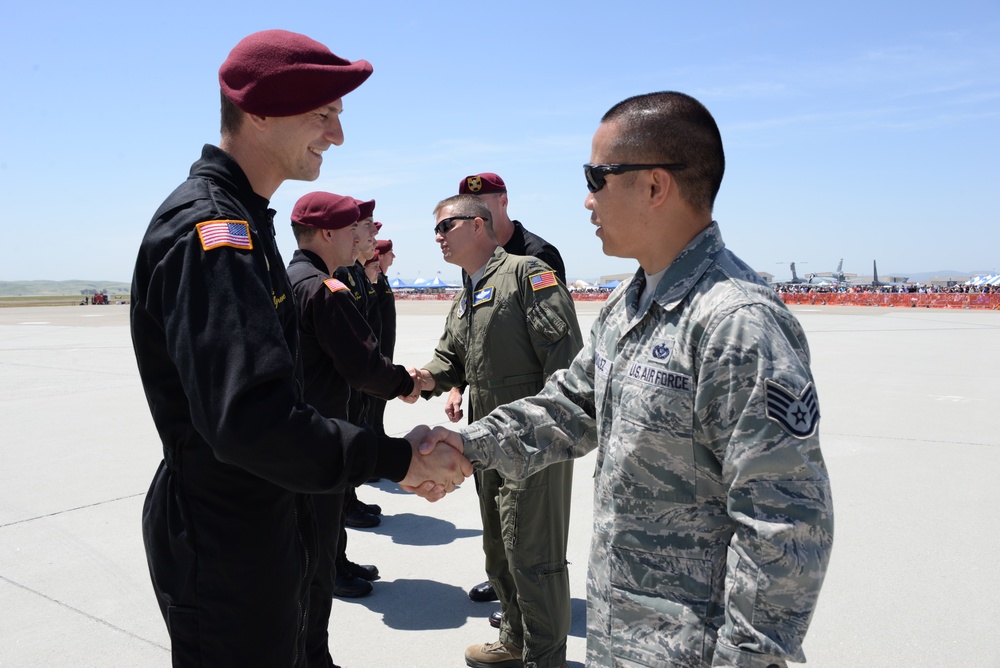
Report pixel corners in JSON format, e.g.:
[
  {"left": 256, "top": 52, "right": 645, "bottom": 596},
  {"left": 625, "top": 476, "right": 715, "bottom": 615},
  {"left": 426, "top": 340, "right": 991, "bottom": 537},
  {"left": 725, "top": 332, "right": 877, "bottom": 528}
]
[{"left": 1, "top": 1, "right": 997, "bottom": 284}]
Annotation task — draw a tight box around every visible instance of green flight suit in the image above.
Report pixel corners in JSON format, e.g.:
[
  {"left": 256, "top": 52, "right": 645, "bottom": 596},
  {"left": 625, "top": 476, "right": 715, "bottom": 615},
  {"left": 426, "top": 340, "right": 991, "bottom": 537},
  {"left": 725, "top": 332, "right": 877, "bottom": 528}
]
[{"left": 423, "top": 247, "right": 583, "bottom": 667}]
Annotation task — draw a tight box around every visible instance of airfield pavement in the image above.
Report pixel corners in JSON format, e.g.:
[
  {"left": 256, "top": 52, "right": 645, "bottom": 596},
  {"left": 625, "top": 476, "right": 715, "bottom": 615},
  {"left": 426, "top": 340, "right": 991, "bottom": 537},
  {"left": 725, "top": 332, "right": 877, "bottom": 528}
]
[{"left": 1, "top": 300, "right": 998, "bottom": 667}]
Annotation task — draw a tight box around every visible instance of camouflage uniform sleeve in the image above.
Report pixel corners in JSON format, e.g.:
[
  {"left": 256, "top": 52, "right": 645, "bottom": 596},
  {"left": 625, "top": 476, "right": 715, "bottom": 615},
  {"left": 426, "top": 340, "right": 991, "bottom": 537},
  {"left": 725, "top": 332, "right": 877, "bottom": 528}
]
[
  {"left": 696, "top": 303, "right": 834, "bottom": 667},
  {"left": 461, "top": 320, "right": 600, "bottom": 481}
]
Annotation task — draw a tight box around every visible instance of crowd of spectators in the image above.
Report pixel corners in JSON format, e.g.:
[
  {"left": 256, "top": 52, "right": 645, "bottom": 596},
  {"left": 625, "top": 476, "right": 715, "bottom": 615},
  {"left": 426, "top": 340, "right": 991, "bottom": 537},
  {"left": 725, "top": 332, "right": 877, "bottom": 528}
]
[{"left": 774, "top": 282, "right": 999, "bottom": 295}]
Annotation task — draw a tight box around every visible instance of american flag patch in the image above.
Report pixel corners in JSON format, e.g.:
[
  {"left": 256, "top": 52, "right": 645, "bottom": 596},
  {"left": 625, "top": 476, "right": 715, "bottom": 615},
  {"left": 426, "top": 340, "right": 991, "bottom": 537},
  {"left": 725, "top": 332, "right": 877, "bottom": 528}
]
[
  {"left": 529, "top": 271, "right": 557, "bottom": 291},
  {"left": 323, "top": 278, "right": 349, "bottom": 294},
  {"left": 196, "top": 220, "right": 253, "bottom": 251}
]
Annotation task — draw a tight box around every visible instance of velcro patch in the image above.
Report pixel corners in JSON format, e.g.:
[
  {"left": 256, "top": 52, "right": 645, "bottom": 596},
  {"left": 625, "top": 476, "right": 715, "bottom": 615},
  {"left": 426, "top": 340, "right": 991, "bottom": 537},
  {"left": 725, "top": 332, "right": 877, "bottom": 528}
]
[
  {"left": 472, "top": 286, "right": 495, "bottom": 307},
  {"left": 625, "top": 361, "right": 691, "bottom": 391},
  {"left": 323, "top": 278, "right": 349, "bottom": 294},
  {"left": 529, "top": 271, "right": 557, "bottom": 291},
  {"left": 765, "top": 380, "right": 820, "bottom": 438},
  {"left": 196, "top": 220, "right": 252, "bottom": 251}
]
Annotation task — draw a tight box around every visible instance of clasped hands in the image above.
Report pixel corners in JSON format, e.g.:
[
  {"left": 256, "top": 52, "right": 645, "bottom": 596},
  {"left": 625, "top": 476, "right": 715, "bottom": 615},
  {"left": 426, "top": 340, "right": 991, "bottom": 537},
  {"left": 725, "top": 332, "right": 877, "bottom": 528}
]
[
  {"left": 399, "top": 425, "right": 469, "bottom": 502},
  {"left": 399, "top": 368, "right": 435, "bottom": 403}
]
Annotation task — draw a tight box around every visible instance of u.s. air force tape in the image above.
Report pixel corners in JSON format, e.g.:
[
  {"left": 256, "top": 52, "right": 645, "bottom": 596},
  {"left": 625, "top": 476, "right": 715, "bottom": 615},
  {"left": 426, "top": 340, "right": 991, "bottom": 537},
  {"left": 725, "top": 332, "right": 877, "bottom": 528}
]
[{"left": 625, "top": 361, "right": 691, "bottom": 391}]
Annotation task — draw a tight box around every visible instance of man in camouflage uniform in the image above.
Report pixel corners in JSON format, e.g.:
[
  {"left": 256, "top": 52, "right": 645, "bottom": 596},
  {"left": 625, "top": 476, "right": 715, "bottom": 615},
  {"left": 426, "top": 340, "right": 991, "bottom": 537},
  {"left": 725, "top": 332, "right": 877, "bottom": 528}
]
[
  {"left": 421, "top": 92, "right": 834, "bottom": 667},
  {"left": 411, "top": 194, "right": 583, "bottom": 668}
]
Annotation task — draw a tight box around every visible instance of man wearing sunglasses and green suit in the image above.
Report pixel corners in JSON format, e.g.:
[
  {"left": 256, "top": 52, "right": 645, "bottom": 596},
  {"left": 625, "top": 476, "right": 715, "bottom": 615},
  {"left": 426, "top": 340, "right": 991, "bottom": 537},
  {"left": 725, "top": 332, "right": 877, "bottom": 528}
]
[{"left": 410, "top": 194, "right": 582, "bottom": 668}]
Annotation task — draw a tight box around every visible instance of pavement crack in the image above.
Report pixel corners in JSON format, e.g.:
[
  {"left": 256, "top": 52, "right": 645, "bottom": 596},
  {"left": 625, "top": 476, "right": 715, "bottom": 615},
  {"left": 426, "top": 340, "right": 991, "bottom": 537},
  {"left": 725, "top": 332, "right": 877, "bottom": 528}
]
[
  {"left": 0, "top": 574, "right": 168, "bottom": 652},
  {"left": 0, "top": 493, "right": 146, "bottom": 528}
]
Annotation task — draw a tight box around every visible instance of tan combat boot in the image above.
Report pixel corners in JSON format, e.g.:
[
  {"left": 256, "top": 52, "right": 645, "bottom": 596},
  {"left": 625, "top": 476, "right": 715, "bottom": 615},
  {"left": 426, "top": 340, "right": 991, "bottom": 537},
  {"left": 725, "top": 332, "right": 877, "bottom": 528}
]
[{"left": 464, "top": 640, "right": 523, "bottom": 668}]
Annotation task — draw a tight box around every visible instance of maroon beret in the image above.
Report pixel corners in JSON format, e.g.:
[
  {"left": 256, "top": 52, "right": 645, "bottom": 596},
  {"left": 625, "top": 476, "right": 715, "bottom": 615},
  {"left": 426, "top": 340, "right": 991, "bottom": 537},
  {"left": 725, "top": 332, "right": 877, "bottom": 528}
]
[
  {"left": 353, "top": 198, "right": 375, "bottom": 220},
  {"left": 459, "top": 172, "right": 506, "bottom": 195},
  {"left": 291, "top": 192, "right": 360, "bottom": 230},
  {"left": 219, "top": 30, "right": 373, "bottom": 117},
  {"left": 374, "top": 221, "right": 383, "bottom": 232},
  {"left": 364, "top": 251, "right": 380, "bottom": 266},
  {"left": 376, "top": 239, "right": 393, "bottom": 253}
]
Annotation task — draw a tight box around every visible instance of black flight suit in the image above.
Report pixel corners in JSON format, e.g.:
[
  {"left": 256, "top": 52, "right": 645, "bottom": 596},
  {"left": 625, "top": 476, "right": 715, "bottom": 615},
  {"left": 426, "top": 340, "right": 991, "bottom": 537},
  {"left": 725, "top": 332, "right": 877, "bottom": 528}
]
[
  {"left": 367, "top": 271, "right": 397, "bottom": 436},
  {"left": 286, "top": 249, "right": 413, "bottom": 668},
  {"left": 130, "top": 145, "right": 412, "bottom": 667}
]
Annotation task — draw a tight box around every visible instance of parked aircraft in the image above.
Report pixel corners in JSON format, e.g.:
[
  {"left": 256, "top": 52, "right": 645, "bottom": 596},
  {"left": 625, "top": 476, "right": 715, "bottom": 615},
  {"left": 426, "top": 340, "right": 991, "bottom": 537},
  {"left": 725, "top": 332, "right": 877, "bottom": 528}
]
[
  {"left": 870, "top": 260, "right": 909, "bottom": 288},
  {"left": 805, "top": 259, "right": 848, "bottom": 285},
  {"left": 776, "top": 262, "right": 809, "bottom": 285},
  {"left": 777, "top": 261, "right": 838, "bottom": 286}
]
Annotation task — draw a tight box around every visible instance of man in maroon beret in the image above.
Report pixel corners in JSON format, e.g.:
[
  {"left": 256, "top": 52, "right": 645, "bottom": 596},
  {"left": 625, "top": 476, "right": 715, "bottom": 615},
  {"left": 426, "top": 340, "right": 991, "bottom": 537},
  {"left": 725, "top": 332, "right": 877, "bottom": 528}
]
[
  {"left": 453, "top": 173, "right": 569, "bottom": 622},
  {"left": 130, "top": 31, "right": 470, "bottom": 667},
  {"left": 367, "top": 235, "right": 399, "bottom": 447},
  {"left": 286, "top": 191, "right": 425, "bottom": 667}
]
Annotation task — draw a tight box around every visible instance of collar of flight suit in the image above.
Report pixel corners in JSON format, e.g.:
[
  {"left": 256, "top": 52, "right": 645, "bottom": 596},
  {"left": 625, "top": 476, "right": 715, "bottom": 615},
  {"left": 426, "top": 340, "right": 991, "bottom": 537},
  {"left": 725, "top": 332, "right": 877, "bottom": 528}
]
[{"left": 469, "top": 246, "right": 508, "bottom": 290}]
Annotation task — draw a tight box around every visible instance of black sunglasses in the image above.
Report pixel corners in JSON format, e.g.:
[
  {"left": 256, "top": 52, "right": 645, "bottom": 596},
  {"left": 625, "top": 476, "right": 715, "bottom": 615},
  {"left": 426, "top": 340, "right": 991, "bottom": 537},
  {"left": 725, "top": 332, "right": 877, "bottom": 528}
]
[
  {"left": 583, "top": 163, "right": 687, "bottom": 193},
  {"left": 434, "top": 215, "right": 479, "bottom": 235}
]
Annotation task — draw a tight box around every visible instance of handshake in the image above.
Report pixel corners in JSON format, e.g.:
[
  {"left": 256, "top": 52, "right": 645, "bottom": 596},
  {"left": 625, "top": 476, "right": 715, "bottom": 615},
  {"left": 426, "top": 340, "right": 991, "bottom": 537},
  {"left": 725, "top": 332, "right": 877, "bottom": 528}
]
[
  {"left": 394, "top": 368, "right": 471, "bottom": 501},
  {"left": 398, "top": 424, "right": 470, "bottom": 502},
  {"left": 398, "top": 368, "right": 435, "bottom": 404}
]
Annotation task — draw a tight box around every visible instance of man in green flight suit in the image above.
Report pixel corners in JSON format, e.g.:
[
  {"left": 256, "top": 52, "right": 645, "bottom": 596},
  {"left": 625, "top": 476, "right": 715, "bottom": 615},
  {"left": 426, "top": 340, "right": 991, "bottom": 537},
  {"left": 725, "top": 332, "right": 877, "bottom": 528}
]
[{"left": 410, "top": 194, "right": 583, "bottom": 668}]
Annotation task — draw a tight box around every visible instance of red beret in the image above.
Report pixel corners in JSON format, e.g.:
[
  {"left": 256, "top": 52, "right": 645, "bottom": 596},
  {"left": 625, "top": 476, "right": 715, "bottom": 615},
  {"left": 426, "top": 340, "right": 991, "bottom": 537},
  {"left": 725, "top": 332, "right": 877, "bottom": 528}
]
[
  {"left": 353, "top": 198, "right": 375, "bottom": 220},
  {"left": 291, "top": 192, "right": 360, "bottom": 230},
  {"left": 364, "top": 250, "right": 380, "bottom": 266},
  {"left": 376, "top": 239, "right": 393, "bottom": 253},
  {"left": 459, "top": 172, "right": 506, "bottom": 195},
  {"left": 219, "top": 30, "right": 373, "bottom": 117},
  {"left": 374, "top": 221, "right": 383, "bottom": 232}
]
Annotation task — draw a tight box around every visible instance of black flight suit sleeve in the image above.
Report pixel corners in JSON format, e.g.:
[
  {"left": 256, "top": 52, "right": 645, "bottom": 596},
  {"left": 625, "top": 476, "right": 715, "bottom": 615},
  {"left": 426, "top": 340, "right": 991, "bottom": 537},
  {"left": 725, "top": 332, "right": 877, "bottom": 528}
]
[
  {"left": 311, "top": 281, "right": 413, "bottom": 400},
  {"left": 136, "top": 222, "right": 411, "bottom": 492}
]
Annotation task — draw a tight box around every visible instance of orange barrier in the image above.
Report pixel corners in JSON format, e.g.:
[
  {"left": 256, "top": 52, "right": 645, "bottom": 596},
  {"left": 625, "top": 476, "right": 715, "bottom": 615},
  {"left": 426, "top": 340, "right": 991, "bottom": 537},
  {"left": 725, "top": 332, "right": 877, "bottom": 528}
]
[
  {"left": 778, "top": 293, "right": 1000, "bottom": 310},
  {"left": 395, "top": 291, "right": 1000, "bottom": 309}
]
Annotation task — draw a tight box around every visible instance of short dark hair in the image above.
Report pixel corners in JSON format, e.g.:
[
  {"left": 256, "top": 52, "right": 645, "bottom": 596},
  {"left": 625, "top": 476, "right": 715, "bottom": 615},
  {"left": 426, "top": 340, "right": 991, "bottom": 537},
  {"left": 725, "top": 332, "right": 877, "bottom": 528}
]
[
  {"left": 433, "top": 194, "right": 495, "bottom": 238},
  {"left": 220, "top": 92, "right": 245, "bottom": 137},
  {"left": 602, "top": 91, "right": 725, "bottom": 212},
  {"left": 290, "top": 222, "right": 319, "bottom": 244}
]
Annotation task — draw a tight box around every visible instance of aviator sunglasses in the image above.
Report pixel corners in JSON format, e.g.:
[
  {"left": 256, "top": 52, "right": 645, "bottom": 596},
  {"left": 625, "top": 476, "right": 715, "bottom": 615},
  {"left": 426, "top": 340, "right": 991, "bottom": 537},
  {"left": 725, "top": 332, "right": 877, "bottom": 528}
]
[
  {"left": 434, "top": 215, "right": 481, "bottom": 235},
  {"left": 583, "top": 163, "right": 687, "bottom": 193}
]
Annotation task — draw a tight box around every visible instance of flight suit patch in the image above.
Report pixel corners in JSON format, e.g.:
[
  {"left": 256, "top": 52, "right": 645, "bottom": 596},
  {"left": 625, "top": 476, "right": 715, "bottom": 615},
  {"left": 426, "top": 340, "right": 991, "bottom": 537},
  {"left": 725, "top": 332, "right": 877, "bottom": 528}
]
[
  {"left": 458, "top": 297, "right": 468, "bottom": 318},
  {"left": 323, "top": 278, "right": 349, "bottom": 294},
  {"left": 472, "top": 286, "right": 494, "bottom": 307},
  {"left": 196, "top": 220, "right": 253, "bottom": 251},
  {"left": 529, "top": 271, "right": 557, "bottom": 291}
]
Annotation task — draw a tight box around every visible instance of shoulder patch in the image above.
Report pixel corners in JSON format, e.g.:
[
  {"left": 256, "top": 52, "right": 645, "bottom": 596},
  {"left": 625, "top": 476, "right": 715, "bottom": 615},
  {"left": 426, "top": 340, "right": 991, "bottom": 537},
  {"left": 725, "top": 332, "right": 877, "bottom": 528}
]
[
  {"left": 765, "top": 380, "right": 820, "bottom": 439},
  {"left": 323, "top": 278, "right": 349, "bottom": 294},
  {"left": 196, "top": 220, "right": 253, "bottom": 251},
  {"left": 529, "top": 270, "right": 557, "bottom": 291}
]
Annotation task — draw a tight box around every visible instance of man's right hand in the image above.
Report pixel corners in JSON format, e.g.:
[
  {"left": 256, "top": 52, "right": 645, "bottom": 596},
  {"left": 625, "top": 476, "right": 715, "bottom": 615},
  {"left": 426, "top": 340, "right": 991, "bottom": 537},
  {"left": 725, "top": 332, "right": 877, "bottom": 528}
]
[
  {"left": 398, "top": 424, "right": 471, "bottom": 501},
  {"left": 445, "top": 387, "right": 464, "bottom": 423}
]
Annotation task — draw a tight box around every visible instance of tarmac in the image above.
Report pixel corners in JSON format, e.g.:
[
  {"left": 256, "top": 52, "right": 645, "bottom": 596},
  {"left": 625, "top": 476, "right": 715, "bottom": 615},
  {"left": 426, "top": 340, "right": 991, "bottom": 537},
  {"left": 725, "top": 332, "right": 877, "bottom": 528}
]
[{"left": 1, "top": 301, "right": 998, "bottom": 667}]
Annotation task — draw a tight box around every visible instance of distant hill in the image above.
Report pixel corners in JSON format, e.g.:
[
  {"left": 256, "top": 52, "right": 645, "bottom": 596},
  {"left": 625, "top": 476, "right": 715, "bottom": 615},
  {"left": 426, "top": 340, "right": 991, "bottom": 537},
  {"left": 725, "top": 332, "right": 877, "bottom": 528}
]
[{"left": 0, "top": 280, "right": 131, "bottom": 297}]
